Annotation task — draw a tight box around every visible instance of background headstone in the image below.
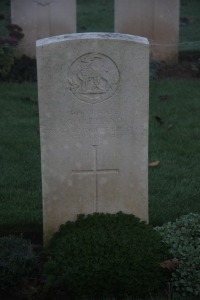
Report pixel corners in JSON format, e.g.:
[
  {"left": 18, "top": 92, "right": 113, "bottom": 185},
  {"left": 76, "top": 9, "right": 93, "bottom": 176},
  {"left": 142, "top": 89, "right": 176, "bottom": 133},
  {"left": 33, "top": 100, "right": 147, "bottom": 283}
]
[
  {"left": 115, "top": 0, "right": 180, "bottom": 64},
  {"left": 36, "top": 33, "right": 149, "bottom": 243},
  {"left": 11, "top": 0, "right": 76, "bottom": 57}
]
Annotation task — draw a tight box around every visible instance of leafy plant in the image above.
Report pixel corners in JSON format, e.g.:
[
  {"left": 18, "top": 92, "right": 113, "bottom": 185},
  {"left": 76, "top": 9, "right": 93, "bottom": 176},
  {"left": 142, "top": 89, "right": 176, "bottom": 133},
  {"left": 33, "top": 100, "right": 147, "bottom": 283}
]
[
  {"left": 0, "top": 14, "right": 24, "bottom": 78},
  {"left": 0, "top": 235, "right": 36, "bottom": 291},
  {"left": 9, "top": 55, "right": 37, "bottom": 82},
  {"left": 44, "top": 212, "right": 170, "bottom": 299},
  {"left": 156, "top": 213, "right": 200, "bottom": 297}
]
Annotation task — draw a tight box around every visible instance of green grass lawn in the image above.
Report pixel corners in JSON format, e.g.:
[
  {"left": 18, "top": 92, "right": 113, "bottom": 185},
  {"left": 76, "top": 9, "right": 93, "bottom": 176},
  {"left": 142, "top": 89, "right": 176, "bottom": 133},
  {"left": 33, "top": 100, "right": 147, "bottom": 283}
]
[
  {"left": 77, "top": 0, "right": 114, "bottom": 32},
  {"left": 0, "top": 83, "right": 42, "bottom": 230},
  {"left": 149, "top": 80, "right": 200, "bottom": 225},
  {"left": 180, "top": 0, "right": 200, "bottom": 51},
  {"left": 0, "top": 0, "right": 200, "bottom": 232}
]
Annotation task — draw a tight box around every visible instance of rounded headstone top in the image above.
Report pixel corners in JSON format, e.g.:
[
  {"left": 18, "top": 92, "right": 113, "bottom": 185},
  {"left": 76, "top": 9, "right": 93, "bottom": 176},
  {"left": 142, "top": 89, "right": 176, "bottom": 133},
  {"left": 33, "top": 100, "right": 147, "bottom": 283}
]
[{"left": 36, "top": 32, "right": 149, "bottom": 47}]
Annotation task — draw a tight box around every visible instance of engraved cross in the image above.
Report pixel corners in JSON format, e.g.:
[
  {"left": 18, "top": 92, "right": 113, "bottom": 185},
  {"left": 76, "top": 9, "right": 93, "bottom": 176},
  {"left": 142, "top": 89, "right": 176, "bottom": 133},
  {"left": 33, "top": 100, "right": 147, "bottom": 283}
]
[{"left": 72, "top": 145, "right": 119, "bottom": 211}]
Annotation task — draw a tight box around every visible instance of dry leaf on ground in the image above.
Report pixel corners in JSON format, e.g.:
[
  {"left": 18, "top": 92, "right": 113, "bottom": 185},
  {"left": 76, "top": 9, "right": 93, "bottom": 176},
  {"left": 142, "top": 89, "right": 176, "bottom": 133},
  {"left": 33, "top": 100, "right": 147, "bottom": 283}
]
[
  {"left": 160, "top": 260, "right": 180, "bottom": 271},
  {"left": 148, "top": 160, "right": 160, "bottom": 167},
  {"left": 155, "top": 116, "right": 164, "bottom": 124}
]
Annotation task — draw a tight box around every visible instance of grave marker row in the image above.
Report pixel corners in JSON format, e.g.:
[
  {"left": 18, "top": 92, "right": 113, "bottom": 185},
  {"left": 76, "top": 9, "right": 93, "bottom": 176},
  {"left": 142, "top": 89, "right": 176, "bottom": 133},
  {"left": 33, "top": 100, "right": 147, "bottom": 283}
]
[{"left": 12, "top": 0, "right": 179, "bottom": 63}]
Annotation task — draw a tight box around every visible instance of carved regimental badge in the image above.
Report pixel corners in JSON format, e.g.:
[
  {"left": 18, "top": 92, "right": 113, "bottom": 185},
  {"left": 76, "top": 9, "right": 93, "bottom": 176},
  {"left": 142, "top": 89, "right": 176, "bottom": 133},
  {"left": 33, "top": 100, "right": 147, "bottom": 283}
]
[{"left": 68, "top": 53, "right": 120, "bottom": 104}]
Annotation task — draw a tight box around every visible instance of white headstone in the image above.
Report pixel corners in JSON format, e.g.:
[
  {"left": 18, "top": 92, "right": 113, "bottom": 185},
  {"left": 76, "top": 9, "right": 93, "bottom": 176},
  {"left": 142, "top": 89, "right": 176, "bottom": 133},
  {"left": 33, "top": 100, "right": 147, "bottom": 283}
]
[
  {"left": 11, "top": 0, "right": 76, "bottom": 57},
  {"left": 115, "top": 0, "right": 180, "bottom": 64},
  {"left": 36, "top": 33, "right": 149, "bottom": 243}
]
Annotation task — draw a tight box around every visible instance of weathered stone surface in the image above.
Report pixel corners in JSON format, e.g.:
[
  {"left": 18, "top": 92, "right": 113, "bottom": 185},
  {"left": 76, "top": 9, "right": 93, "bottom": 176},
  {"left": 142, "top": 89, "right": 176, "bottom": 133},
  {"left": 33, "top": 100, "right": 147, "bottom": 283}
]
[
  {"left": 36, "top": 33, "right": 149, "bottom": 243},
  {"left": 11, "top": 0, "right": 76, "bottom": 57},
  {"left": 115, "top": 0, "right": 180, "bottom": 64}
]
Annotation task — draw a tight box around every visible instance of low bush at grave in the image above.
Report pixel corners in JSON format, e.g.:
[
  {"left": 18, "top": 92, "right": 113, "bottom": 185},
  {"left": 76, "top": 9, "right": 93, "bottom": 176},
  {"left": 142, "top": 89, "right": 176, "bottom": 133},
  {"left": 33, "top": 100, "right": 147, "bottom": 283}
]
[
  {"left": 0, "top": 235, "right": 36, "bottom": 291},
  {"left": 44, "top": 212, "right": 170, "bottom": 299},
  {"left": 2, "top": 213, "right": 200, "bottom": 299},
  {"left": 0, "top": 12, "right": 36, "bottom": 82},
  {"left": 156, "top": 213, "right": 200, "bottom": 298}
]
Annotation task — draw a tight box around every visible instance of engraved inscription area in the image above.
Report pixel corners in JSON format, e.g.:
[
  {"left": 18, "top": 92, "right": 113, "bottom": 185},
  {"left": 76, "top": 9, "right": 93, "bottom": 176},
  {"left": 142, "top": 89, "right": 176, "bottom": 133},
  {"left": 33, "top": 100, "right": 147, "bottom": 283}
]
[
  {"left": 34, "top": 0, "right": 53, "bottom": 5},
  {"left": 68, "top": 53, "right": 120, "bottom": 104},
  {"left": 72, "top": 145, "right": 119, "bottom": 211}
]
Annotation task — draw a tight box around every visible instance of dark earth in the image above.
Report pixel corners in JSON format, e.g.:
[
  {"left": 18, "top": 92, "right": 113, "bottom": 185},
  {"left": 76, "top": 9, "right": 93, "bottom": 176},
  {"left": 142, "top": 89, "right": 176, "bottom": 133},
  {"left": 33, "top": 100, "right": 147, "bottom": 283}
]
[{"left": 158, "top": 51, "right": 200, "bottom": 80}]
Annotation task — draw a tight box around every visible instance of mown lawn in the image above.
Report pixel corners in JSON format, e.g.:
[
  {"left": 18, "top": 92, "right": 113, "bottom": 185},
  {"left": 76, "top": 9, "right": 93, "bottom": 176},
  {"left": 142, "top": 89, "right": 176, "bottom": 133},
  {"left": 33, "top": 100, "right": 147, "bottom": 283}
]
[
  {"left": 180, "top": 0, "right": 200, "bottom": 51},
  {"left": 0, "top": 83, "right": 42, "bottom": 230},
  {"left": 77, "top": 0, "right": 114, "bottom": 32},
  {"left": 149, "top": 80, "right": 200, "bottom": 225}
]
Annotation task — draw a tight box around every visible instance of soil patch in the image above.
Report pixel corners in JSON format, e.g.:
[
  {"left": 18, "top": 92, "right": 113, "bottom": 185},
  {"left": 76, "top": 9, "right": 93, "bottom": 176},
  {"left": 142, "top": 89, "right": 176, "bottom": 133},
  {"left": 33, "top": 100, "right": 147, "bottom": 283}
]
[{"left": 158, "top": 51, "right": 200, "bottom": 80}]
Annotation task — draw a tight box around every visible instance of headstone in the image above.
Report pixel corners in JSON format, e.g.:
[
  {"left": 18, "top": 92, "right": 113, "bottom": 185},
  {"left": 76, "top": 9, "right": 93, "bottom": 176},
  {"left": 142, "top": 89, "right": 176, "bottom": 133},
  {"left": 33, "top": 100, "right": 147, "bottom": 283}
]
[
  {"left": 11, "top": 0, "right": 76, "bottom": 57},
  {"left": 115, "top": 0, "right": 180, "bottom": 64},
  {"left": 36, "top": 33, "right": 149, "bottom": 243}
]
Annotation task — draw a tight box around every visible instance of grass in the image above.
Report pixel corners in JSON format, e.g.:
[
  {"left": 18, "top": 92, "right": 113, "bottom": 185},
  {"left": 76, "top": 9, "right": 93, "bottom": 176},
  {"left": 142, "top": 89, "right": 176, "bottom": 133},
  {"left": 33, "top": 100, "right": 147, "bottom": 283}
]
[
  {"left": 149, "top": 80, "right": 200, "bottom": 225},
  {"left": 0, "top": 83, "right": 42, "bottom": 230},
  {"left": 0, "top": 0, "right": 10, "bottom": 37},
  {"left": 77, "top": 0, "right": 114, "bottom": 32},
  {"left": 179, "top": 0, "right": 200, "bottom": 51}
]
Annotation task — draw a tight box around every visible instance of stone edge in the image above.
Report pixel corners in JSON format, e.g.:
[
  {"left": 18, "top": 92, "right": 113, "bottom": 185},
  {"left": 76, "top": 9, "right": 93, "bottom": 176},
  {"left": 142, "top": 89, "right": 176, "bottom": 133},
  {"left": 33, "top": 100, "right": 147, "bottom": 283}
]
[{"left": 36, "top": 32, "right": 149, "bottom": 47}]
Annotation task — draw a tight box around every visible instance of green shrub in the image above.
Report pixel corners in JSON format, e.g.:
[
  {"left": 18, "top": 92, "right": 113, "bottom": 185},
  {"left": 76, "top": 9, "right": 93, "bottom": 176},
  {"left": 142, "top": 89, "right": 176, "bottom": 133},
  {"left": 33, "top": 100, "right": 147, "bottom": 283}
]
[
  {"left": 0, "top": 13, "right": 36, "bottom": 82},
  {"left": 44, "top": 212, "right": 170, "bottom": 299},
  {"left": 9, "top": 55, "right": 37, "bottom": 82},
  {"left": 0, "top": 45, "right": 14, "bottom": 78},
  {"left": 0, "top": 235, "right": 36, "bottom": 291},
  {"left": 156, "top": 213, "right": 200, "bottom": 297},
  {"left": 0, "top": 14, "right": 24, "bottom": 79}
]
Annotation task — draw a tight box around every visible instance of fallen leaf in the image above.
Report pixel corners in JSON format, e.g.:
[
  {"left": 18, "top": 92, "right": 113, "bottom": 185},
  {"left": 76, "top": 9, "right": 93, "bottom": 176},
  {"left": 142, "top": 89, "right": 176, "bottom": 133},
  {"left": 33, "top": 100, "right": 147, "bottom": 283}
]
[
  {"left": 148, "top": 160, "right": 160, "bottom": 167},
  {"left": 155, "top": 116, "right": 164, "bottom": 124},
  {"left": 160, "top": 260, "right": 180, "bottom": 271}
]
